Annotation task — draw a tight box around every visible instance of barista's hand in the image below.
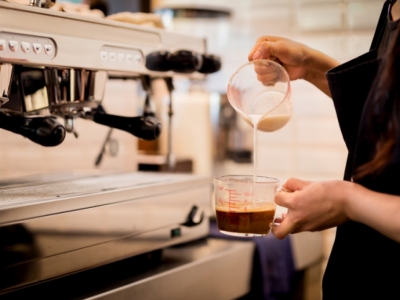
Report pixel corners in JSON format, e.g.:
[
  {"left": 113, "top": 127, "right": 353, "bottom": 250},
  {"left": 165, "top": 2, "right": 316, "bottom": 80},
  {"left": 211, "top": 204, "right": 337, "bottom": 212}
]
[
  {"left": 273, "top": 177, "right": 400, "bottom": 243},
  {"left": 248, "top": 36, "right": 310, "bottom": 81},
  {"left": 272, "top": 178, "right": 350, "bottom": 239},
  {"left": 248, "top": 36, "right": 340, "bottom": 97}
]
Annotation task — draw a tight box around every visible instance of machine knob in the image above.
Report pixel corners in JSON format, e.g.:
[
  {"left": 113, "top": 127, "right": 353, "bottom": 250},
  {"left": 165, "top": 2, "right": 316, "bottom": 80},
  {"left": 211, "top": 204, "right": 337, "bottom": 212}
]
[
  {"left": 145, "top": 50, "right": 221, "bottom": 74},
  {"left": 181, "top": 205, "right": 204, "bottom": 227},
  {"left": 145, "top": 51, "right": 171, "bottom": 72},
  {"left": 198, "top": 54, "right": 222, "bottom": 74},
  {"left": 168, "top": 50, "right": 203, "bottom": 73}
]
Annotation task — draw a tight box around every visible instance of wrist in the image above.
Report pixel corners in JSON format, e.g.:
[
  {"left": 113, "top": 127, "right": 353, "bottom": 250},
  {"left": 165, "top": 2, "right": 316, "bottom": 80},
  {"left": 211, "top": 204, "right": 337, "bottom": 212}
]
[
  {"left": 303, "top": 47, "right": 339, "bottom": 81},
  {"left": 340, "top": 181, "right": 361, "bottom": 222},
  {"left": 310, "top": 47, "right": 339, "bottom": 72}
]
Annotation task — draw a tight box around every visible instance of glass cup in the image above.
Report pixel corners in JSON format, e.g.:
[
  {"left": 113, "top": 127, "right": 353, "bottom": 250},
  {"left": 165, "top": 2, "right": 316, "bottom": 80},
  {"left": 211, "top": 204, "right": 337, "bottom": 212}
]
[
  {"left": 213, "top": 175, "right": 280, "bottom": 237},
  {"left": 227, "top": 59, "right": 292, "bottom": 132}
]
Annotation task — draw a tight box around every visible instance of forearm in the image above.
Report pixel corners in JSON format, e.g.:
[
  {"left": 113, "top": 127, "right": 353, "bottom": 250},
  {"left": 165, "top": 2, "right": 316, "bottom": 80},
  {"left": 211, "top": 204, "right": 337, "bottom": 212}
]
[
  {"left": 248, "top": 36, "right": 340, "bottom": 98},
  {"left": 303, "top": 47, "right": 340, "bottom": 97},
  {"left": 343, "top": 182, "right": 400, "bottom": 243}
]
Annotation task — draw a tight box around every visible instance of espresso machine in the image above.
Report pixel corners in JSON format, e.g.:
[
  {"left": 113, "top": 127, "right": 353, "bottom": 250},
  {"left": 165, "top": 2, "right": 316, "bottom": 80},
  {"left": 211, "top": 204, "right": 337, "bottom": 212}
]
[{"left": 0, "top": 1, "right": 256, "bottom": 299}]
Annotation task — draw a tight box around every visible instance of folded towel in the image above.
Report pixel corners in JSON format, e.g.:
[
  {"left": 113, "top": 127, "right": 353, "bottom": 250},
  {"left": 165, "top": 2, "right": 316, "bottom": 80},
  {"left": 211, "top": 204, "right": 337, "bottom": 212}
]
[
  {"left": 106, "top": 12, "right": 164, "bottom": 28},
  {"left": 49, "top": 2, "right": 105, "bottom": 18}
]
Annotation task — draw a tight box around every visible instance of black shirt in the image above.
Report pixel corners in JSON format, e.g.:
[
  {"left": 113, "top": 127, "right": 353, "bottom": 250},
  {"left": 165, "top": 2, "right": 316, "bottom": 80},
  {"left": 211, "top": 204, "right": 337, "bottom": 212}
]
[{"left": 323, "top": 2, "right": 400, "bottom": 299}]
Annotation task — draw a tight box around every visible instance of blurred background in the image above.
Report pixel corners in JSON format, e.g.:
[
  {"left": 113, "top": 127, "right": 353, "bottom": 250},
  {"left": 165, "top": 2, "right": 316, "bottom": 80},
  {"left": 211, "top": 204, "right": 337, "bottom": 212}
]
[{"left": 0, "top": 0, "right": 383, "bottom": 299}]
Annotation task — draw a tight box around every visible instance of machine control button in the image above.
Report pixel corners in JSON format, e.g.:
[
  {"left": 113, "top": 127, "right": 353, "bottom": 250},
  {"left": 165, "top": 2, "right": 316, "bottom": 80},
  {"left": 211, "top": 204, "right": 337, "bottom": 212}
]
[
  {"left": 109, "top": 52, "right": 116, "bottom": 61},
  {"left": 100, "top": 51, "right": 108, "bottom": 60},
  {"left": 134, "top": 54, "right": 142, "bottom": 64},
  {"left": 33, "top": 43, "right": 42, "bottom": 54},
  {"left": 126, "top": 54, "right": 133, "bottom": 63},
  {"left": 0, "top": 39, "right": 5, "bottom": 51},
  {"left": 0, "top": 33, "right": 55, "bottom": 60},
  {"left": 100, "top": 45, "right": 143, "bottom": 70},
  {"left": 21, "top": 42, "right": 31, "bottom": 53},
  {"left": 9, "top": 40, "right": 18, "bottom": 52},
  {"left": 44, "top": 44, "right": 53, "bottom": 55}
]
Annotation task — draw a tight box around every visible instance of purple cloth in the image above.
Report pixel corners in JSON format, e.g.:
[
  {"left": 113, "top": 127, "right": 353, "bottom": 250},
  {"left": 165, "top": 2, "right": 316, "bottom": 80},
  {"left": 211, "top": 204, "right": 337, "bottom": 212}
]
[{"left": 209, "top": 219, "right": 295, "bottom": 300}]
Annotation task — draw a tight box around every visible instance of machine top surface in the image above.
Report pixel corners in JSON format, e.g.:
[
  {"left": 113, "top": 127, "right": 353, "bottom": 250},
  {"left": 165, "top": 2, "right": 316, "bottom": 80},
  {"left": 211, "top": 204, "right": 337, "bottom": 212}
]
[
  {"left": 0, "top": 1, "right": 207, "bottom": 76},
  {"left": 0, "top": 171, "right": 211, "bottom": 224}
]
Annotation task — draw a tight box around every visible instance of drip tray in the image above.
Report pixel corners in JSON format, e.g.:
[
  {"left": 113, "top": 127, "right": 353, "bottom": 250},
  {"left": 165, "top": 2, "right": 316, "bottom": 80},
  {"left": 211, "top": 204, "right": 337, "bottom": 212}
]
[
  {"left": 91, "top": 238, "right": 255, "bottom": 300},
  {"left": 1, "top": 238, "right": 254, "bottom": 299}
]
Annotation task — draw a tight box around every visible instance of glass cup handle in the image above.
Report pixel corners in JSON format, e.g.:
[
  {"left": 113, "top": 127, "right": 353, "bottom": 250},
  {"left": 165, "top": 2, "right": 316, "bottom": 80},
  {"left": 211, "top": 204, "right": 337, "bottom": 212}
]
[
  {"left": 277, "top": 186, "right": 291, "bottom": 193},
  {"left": 271, "top": 186, "right": 292, "bottom": 227}
]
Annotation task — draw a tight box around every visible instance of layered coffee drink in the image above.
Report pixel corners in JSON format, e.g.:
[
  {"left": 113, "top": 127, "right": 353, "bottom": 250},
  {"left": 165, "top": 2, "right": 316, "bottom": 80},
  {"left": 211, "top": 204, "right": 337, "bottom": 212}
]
[{"left": 215, "top": 203, "right": 276, "bottom": 235}]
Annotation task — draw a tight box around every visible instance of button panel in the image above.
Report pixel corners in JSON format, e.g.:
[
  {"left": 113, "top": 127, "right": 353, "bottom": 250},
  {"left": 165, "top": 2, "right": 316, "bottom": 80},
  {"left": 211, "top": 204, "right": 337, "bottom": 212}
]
[
  {"left": 100, "top": 45, "right": 143, "bottom": 70},
  {"left": 0, "top": 32, "right": 56, "bottom": 61}
]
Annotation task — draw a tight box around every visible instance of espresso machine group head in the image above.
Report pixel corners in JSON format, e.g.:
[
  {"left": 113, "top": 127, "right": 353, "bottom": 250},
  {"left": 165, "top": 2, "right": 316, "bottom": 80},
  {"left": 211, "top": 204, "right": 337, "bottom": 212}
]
[
  {"left": 0, "top": 63, "right": 163, "bottom": 146},
  {"left": 0, "top": 63, "right": 67, "bottom": 146}
]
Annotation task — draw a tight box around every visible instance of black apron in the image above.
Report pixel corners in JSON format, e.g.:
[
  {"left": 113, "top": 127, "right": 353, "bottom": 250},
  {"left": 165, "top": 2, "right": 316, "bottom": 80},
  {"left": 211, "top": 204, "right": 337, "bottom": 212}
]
[{"left": 323, "top": 1, "right": 400, "bottom": 299}]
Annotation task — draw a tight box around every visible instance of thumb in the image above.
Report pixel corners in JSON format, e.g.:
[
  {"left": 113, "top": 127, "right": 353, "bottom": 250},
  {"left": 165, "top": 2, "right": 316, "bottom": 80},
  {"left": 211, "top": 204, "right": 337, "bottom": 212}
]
[
  {"left": 283, "top": 178, "right": 311, "bottom": 192},
  {"left": 251, "top": 41, "right": 276, "bottom": 61}
]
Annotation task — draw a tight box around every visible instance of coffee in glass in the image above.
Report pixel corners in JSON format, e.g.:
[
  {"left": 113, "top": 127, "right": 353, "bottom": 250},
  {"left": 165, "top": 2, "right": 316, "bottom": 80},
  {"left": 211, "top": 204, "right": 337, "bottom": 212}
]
[{"left": 213, "top": 175, "right": 280, "bottom": 237}]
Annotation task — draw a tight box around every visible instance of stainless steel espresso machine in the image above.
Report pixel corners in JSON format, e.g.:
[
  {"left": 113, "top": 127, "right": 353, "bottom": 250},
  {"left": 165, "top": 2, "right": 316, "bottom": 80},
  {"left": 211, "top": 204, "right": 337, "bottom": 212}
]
[{"left": 0, "top": 1, "right": 255, "bottom": 299}]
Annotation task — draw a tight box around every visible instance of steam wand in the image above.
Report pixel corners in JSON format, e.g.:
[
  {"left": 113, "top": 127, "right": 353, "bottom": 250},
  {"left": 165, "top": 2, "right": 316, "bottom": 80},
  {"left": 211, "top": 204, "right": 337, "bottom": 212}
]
[
  {"left": 93, "top": 105, "right": 113, "bottom": 167},
  {"left": 93, "top": 77, "right": 163, "bottom": 166},
  {"left": 164, "top": 77, "right": 176, "bottom": 172},
  {"left": 140, "top": 75, "right": 175, "bottom": 171},
  {"left": 140, "top": 75, "right": 155, "bottom": 117},
  {"left": 94, "top": 127, "right": 113, "bottom": 167}
]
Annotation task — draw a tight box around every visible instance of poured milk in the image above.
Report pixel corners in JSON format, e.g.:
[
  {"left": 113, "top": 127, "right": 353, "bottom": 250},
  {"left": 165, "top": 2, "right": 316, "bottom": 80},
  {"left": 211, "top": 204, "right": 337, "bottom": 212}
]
[
  {"left": 244, "top": 114, "right": 291, "bottom": 132},
  {"left": 247, "top": 114, "right": 291, "bottom": 181}
]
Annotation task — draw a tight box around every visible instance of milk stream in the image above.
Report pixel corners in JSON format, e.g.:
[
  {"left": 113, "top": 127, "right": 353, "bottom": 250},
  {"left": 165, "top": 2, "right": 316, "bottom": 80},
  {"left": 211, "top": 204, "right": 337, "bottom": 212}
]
[
  {"left": 247, "top": 114, "right": 291, "bottom": 184},
  {"left": 249, "top": 115, "right": 262, "bottom": 183}
]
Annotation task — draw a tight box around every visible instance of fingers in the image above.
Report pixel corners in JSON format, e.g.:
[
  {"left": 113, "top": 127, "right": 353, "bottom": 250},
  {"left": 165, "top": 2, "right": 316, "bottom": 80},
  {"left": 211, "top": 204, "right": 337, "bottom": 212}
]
[
  {"left": 271, "top": 178, "right": 315, "bottom": 239},
  {"left": 274, "top": 188, "right": 294, "bottom": 207},
  {"left": 272, "top": 213, "right": 299, "bottom": 239},
  {"left": 249, "top": 41, "right": 275, "bottom": 61},
  {"left": 284, "top": 178, "right": 311, "bottom": 191},
  {"left": 254, "top": 62, "right": 280, "bottom": 86},
  {"left": 254, "top": 62, "right": 278, "bottom": 75},
  {"left": 272, "top": 191, "right": 296, "bottom": 240},
  {"left": 274, "top": 178, "right": 311, "bottom": 207},
  {"left": 272, "top": 212, "right": 287, "bottom": 225},
  {"left": 248, "top": 36, "right": 283, "bottom": 61}
]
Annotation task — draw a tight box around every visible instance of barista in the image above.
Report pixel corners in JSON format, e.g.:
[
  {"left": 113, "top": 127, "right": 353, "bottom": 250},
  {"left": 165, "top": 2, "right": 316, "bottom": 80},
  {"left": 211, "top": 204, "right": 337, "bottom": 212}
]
[{"left": 248, "top": 0, "right": 400, "bottom": 298}]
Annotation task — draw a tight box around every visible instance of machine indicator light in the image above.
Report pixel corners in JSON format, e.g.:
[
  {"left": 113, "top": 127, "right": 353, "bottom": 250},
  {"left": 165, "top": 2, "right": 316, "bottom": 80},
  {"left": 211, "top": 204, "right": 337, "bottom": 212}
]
[{"left": 170, "top": 227, "right": 181, "bottom": 238}]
